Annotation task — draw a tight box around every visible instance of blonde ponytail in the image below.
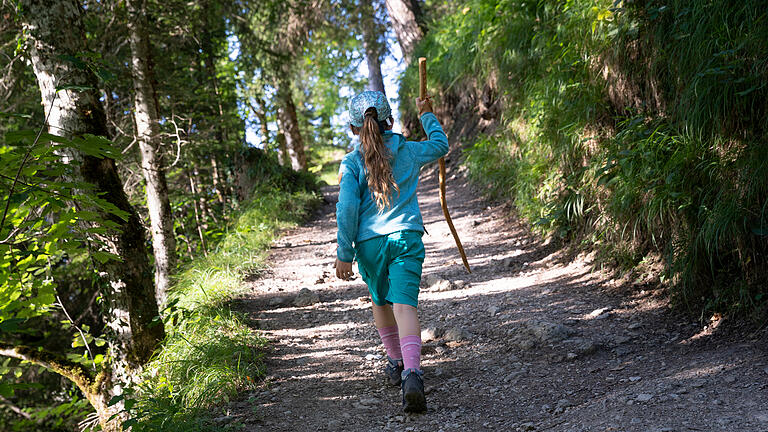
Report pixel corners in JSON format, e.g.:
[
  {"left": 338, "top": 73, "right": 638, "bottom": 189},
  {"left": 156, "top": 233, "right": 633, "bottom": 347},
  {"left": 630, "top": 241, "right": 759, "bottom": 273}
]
[{"left": 360, "top": 108, "right": 398, "bottom": 212}]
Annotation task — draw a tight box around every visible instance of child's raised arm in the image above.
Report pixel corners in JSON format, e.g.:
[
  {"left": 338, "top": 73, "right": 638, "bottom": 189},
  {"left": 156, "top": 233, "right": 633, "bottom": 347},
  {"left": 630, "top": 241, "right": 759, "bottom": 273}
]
[{"left": 407, "top": 110, "right": 449, "bottom": 166}]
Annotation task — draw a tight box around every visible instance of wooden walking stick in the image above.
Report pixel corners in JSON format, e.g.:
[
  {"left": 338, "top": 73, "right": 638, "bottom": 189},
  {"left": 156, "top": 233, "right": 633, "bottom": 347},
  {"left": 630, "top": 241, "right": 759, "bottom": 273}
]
[{"left": 419, "top": 57, "right": 471, "bottom": 274}]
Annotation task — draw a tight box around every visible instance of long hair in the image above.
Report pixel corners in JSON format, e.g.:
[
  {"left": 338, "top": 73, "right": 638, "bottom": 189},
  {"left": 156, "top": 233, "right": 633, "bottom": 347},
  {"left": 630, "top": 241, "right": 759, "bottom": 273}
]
[{"left": 359, "top": 107, "right": 398, "bottom": 212}]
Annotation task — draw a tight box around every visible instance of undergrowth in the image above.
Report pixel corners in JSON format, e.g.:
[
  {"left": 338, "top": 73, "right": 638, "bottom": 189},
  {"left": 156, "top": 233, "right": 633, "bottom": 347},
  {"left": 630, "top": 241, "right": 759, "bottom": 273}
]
[
  {"left": 118, "top": 186, "right": 319, "bottom": 431},
  {"left": 308, "top": 143, "right": 346, "bottom": 186},
  {"left": 411, "top": 0, "right": 768, "bottom": 318}
]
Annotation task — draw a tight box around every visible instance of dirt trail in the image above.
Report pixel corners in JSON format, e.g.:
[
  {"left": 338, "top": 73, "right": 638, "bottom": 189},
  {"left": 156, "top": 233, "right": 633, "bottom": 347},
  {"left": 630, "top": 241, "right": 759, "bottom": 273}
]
[{"left": 231, "top": 168, "right": 768, "bottom": 432}]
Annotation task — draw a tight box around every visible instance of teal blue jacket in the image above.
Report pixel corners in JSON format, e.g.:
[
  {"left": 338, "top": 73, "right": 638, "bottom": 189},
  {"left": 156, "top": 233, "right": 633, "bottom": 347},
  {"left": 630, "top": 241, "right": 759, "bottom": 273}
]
[{"left": 336, "top": 112, "right": 449, "bottom": 262}]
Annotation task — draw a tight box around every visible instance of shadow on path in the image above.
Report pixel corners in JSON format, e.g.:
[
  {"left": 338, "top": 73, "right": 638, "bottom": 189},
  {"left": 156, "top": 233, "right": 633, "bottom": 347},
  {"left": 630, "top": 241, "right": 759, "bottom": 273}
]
[{"left": 227, "top": 170, "right": 768, "bottom": 432}]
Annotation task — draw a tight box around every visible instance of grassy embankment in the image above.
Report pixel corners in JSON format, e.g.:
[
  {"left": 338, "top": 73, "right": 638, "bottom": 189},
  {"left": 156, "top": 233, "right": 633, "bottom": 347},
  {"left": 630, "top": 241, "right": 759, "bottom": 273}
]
[
  {"left": 123, "top": 172, "right": 319, "bottom": 430},
  {"left": 403, "top": 0, "right": 768, "bottom": 317}
]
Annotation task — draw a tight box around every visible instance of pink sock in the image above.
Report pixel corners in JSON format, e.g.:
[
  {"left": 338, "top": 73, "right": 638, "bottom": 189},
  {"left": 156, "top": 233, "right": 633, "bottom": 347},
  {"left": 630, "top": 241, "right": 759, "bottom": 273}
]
[
  {"left": 400, "top": 335, "right": 421, "bottom": 371},
  {"left": 377, "top": 326, "right": 402, "bottom": 360}
]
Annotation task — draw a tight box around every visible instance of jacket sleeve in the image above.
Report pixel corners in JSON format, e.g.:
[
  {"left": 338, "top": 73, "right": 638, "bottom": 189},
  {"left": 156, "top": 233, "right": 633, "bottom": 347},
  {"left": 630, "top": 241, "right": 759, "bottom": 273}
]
[
  {"left": 336, "top": 157, "right": 361, "bottom": 262},
  {"left": 407, "top": 112, "right": 449, "bottom": 166}
]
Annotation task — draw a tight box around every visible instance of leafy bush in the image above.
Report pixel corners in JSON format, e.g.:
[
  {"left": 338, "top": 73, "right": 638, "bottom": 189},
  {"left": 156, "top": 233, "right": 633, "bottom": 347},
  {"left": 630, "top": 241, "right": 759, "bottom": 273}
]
[{"left": 412, "top": 0, "right": 768, "bottom": 316}]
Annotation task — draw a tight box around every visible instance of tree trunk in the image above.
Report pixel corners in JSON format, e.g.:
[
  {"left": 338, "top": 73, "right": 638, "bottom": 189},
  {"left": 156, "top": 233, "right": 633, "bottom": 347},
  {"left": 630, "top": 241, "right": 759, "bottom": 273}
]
[
  {"left": 276, "top": 130, "right": 292, "bottom": 167},
  {"left": 254, "top": 97, "right": 271, "bottom": 147},
  {"left": 18, "top": 1, "right": 164, "bottom": 429},
  {"left": 384, "top": 0, "right": 425, "bottom": 62},
  {"left": 384, "top": 0, "right": 426, "bottom": 136},
  {"left": 361, "top": 2, "right": 386, "bottom": 94},
  {"left": 210, "top": 156, "right": 226, "bottom": 204},
  {"left": 200, "top": 0, "right": 232, "bottom": 201},
  {"left": 127, "top": 0, "right": 177, "bottom": 306},
  {"left": 275, "top": 79, "right": 307, "bottom": 171},
  {"left": 245, "top": 96, "right": 273, "bottom": 151}
]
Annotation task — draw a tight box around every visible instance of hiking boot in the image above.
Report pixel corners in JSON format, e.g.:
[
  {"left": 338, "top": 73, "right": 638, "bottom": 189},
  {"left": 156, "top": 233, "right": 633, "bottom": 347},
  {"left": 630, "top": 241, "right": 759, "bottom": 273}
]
[
  {"left": 401, "top": 368, "right": 426, "bottom": 413},
  {"left": 384, "top": 356, "right": 404, "bottom": 386}
]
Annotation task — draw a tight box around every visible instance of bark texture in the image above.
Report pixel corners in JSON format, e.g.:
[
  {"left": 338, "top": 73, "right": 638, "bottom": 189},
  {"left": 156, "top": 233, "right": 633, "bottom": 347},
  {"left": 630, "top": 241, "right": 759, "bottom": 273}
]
[
  {"left": 256, "top": 104, "right": 270, "bottom": 146},
  {"left": 127, "top": 0, "right": 177, "bottom": 305},
  {"left": 267, "top": 0, "right": 323, "bottom": 172},
  {"left": 275, "top": 79, "right": 307, "bottom": 171},
  {"left": 277, "top": 130, "right": 291, "bottom": 168},
  {"left": 18, "top": 0, "right": 164, "bottom": 429},
  {"left": 210, "top": 156, "right": 226, "bottom": 204},
  {"left": 200, "top": 0, "right": 231, "bottom": 203},
  {"left": 361, "top": 3, "right": 386, "bottom": 94},
  {"left": 383, "top": 0, "right": 426, "bottom": 136},
  {"left": 384, "top": 0, "right": 425, "bottom": 62}
]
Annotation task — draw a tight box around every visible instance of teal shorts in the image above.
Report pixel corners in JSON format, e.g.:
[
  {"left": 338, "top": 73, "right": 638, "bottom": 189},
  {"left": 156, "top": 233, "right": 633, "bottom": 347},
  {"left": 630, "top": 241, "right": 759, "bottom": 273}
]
[{"left": 354, "top": 230, "right": 425, "bottom": 308}]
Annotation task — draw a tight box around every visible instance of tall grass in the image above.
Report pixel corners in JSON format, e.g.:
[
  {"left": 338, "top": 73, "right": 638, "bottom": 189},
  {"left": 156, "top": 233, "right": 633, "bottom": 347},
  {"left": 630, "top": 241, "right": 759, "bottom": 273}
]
[
  {"left": 410, "top": 0, "right": 768, "bottom": 316},
  {"left": 120, "top": 186, "right": 319, "bottom": 431}
]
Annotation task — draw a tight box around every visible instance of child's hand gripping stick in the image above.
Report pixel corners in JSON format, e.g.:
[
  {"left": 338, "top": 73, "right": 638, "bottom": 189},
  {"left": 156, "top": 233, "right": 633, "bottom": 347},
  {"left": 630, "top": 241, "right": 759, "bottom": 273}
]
[{"left": 418, "top": 57, "right": 471, "bottom": 274}]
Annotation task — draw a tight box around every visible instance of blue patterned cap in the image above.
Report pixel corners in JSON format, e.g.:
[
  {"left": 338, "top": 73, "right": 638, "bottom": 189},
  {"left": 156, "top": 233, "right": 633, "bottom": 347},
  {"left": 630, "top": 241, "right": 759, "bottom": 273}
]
[{"left": 348, "top": 91, "right": 391, "bottom": 128}]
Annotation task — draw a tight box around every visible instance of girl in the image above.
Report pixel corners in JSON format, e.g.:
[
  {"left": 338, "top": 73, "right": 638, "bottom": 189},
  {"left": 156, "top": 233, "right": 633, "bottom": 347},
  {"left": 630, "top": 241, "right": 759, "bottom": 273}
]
[{"left": 335, "top": 90, "right": 448, "bottom": 413}]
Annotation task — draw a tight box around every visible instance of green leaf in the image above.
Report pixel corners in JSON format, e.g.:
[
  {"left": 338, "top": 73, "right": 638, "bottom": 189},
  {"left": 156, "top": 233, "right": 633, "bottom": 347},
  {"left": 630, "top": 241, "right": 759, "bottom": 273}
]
[
  {"left": 57, "top": 54, "right": 87, "bottom": 69},
  {"left": 92, "top": 251, "right": 121, "bottom": 264},
  {"left": 0, "top": 318, "right": 24, "bottom": 332},
  {"left": 94, "top": 67, "right": 116, "bottom": 83},
  {"left": 0, "top": 383, "right": 14, "bottom": 397},
  {"left": 107, "top": 394, "right": 124, "bottom": 407},
  {"left": 72, "top": 337, "right": 85, "bottom": 348},
  {"left": 122, "top": 419, "right": 139, "bottom": 428},
  {"left": 70, "top": 134, "right": 118, "bottom": 158}
]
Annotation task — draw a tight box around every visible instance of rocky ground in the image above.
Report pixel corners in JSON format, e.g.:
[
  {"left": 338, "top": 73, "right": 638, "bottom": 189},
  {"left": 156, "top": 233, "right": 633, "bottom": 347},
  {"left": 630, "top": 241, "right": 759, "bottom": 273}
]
[{"left": 227, "top": 167, "right": 768, "bottom": 432}]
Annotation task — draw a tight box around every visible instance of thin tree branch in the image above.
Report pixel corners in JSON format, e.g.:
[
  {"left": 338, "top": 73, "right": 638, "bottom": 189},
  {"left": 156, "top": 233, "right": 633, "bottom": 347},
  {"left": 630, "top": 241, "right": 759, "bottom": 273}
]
[
  {"left": 56, "top": 295, "right": 95, "bottom": 369},
  {"left": 166, "top": 115, "right": 185, "bottom": 168},
  {"left": 120, "top": 137, "right": 138, "bottom": 154},
  {"left": 0, "top": 394, "right": 33, "bottom": 420},
  {"left": 0, "top": 343, "right": 95, "bottom": 387}
]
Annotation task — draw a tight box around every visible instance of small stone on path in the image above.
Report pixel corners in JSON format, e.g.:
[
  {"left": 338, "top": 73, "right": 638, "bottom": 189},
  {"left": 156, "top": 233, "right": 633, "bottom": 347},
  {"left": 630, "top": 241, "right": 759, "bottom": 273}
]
[
  {"left": 636, "top": 393, "right": 653, "bottom": 402},
  {"left": 268, "top": 296, "right": 286, "bottom": 306},
  {"left": 293, "top": 288, "right": 320, "bottom": 307},
  {"left": 422, "top": 327, "right": 443, "bottom": 342},
  {"left": 444, "top": 326, "right": 471, "bottom": 341},
  {"left": 588, "top": 307, "right": 612, "bottom": 318},
  {"left": 512, "top": 320, "right": 576, "bottom": 349}
]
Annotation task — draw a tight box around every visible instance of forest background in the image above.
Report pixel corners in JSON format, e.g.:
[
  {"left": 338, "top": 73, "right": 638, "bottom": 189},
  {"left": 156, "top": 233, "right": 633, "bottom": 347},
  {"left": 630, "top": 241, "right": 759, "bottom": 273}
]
[{"left": 0, "top": 0, "right": 766, "bottom": 430}]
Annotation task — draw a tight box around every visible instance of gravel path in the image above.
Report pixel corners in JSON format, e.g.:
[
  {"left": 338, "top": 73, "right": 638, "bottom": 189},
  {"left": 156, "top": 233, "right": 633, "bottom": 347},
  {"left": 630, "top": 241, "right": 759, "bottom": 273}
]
[{"left": 230, "top": 167, "right": 768, "bottom": 432}]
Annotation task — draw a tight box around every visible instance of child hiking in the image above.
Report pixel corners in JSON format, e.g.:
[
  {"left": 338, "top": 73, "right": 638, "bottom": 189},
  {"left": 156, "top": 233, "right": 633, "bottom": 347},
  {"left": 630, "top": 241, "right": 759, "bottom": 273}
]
[{"left": 335, "top": 90, "right": 448, "bottom": 413}]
